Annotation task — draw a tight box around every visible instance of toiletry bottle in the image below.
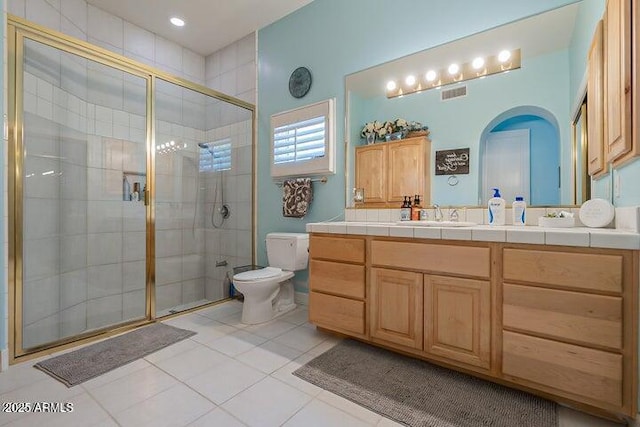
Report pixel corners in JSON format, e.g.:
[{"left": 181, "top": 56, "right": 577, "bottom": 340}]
[
  {"left": 487, "top": 188, "right": 506, "bottom": 225},
  {"left": 132, "top": 182, "right": 140, "bottom": 202},
  {"left": 400, "top": 196, "right": 412, "bottom": 221},
  {"left": 123, "top": 176, "right": 131, "bottom": 201},
  {"left": 512, "top": 196, "right": 526, "bottom": 226},
  {"left": 411, "top": 195, "right": 422, "bottom": 220}
]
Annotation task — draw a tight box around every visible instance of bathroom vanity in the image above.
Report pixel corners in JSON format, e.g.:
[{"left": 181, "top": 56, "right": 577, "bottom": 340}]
[{"left": 307, "top": 223, "right": 639, "bottom": 420}]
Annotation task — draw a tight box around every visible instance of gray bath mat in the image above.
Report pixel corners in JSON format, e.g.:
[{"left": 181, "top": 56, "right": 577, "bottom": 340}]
[
  {"left": 34, "top": 323, "right": 195, "bottom": 387},
  {"left": 294, "top": 339, "right": 557, "bottom": 427}
]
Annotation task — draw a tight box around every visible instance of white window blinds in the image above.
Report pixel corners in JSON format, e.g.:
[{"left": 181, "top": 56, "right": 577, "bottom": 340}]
[
  {"left": 273, "top": 116, "right": 325, "bottom": 164},
  {"left": 270, "top": 98, "right": 335, "bottom": 178},
  {"left": 199, "top": 138, "right": 231, "bottom": 172}
]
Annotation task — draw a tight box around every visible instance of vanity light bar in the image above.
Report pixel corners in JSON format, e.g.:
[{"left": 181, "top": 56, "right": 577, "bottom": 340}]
[{"left": 385, "top": 48, "right": 521, "bottom": 98}]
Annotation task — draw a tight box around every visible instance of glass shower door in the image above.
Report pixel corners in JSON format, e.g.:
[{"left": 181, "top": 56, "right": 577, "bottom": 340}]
[
  {"left": 154, "top": 78, "right": 254, "bottom": 316},
  {"left": 16, "top": 37, "right": 149, "bottom": 353}
]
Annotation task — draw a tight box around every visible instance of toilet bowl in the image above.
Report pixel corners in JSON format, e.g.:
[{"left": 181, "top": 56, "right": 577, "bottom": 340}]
[
  {"left": 232, "top": 233, "right": 309, "bottom": 324},
  {"left": 232, "top": 267, "right": 296, "bottom": 324}
]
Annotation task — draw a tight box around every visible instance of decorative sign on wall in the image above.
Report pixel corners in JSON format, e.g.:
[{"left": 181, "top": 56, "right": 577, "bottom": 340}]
[{"left": 435, "top": 148, "right": 470, "bottom": 175}]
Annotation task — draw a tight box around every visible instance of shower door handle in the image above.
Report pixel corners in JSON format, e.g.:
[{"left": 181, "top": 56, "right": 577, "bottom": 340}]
[{"left": 144, "top": 189, "right": 150, "bottom": 206}]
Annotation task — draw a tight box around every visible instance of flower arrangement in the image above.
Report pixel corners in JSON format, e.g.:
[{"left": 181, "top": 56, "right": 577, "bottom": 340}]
[{"left": 361, "top": 118, "right": 429, "bottom": 141}]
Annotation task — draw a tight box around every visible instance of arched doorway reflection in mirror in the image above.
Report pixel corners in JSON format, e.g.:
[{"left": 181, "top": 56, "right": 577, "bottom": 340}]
[{"left": 479, "top": 106, "right": 561, "bottom": 206}]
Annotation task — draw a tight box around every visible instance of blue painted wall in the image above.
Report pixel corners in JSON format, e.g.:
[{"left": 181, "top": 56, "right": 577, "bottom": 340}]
[
  {"left": 257, "top": 0, "right": 576, "bottom": 287},
  {"left": 349, "top": 50, "right": 570, "bottom": 207},
  {"left": 491, "top": 115, "right": 560, "bottom": 205}
]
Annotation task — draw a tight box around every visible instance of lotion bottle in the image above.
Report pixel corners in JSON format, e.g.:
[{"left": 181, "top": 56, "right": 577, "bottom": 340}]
[
  {"left": 512, "top": 196, "right": 526, "bottom": 226},
  {"left": 487, "top": 188, "right": 506, "bottom": 225}
]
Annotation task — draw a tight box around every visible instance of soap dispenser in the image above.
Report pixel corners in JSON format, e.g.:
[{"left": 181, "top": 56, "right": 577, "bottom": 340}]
[
  {"left": 400, "top": 196, "right": 412, "bottom": 221},
  {"left": 411, "top": 195, "right": 422, "bottom": 220},
  {"left": 488, "top": 188, "right": 506, "bottom": 225}
]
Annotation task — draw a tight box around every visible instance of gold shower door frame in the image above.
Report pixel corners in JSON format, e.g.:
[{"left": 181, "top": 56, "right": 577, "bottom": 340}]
[{"left": 7, "top": 15, "right": 256, "bottom": 364}]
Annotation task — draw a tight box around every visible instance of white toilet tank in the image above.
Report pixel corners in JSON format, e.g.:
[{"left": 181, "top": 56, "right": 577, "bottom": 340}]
[{"left": 266, "top": 232, "right": 309, "bottom": 271}]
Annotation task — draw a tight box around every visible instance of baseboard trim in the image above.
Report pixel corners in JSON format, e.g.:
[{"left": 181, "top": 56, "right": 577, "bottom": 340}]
[{"left": 294, "top": 291, "right": 308, "bottom": 306}]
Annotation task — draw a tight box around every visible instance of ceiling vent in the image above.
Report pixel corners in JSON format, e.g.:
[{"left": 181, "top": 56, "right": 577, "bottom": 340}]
[{"left": 441, "top": 85, "right": 467, "bottom": 101}]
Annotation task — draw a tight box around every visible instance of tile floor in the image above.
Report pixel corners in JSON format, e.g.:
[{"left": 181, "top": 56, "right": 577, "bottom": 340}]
[{"left": 0, "top": 300, "right": 629, "bottom": 426}]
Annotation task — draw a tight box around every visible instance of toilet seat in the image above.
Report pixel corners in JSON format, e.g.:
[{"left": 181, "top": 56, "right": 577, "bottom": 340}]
[{"left": 233, "top": 267, "right": 282, "bottom": 282}]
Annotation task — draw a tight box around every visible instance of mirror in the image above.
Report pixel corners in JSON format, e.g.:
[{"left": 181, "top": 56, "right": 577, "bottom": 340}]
[{"left": 345, "top": 1, "right": 605, "bottom": 208}]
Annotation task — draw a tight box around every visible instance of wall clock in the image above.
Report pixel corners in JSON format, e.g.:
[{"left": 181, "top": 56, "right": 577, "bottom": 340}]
[{"left": 289, "top": 67, "right": 312, "bottom": 98}]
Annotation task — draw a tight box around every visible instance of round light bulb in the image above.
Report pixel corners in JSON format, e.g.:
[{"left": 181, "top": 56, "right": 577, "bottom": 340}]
[
  {"left": 498, "top": 50, "right": 511, "bottom": 63},
  {"left": 386, "top": 80, "right": 397, "bottom": 91},
  {"left": 472, "top": 57, "right": 485, "bottom": 69},
  {"left": 170, "top": 140, "right": 175, "bottom": 146},
  {"left": 425, "top": 70, "right": 437, "bottom": 82},
  {"left": 170, "top": 17, "right": 185, "bottom": 27},
  {"left": 448, "top": 63, "right": 460, "bottom": 75},
  {"left": 405, "top": 75, "right": 416, "bottom": 86}
]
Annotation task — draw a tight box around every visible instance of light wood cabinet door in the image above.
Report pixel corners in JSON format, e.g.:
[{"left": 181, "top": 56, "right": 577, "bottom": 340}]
[
  {"left": 355, "top": 144, "right": 386, "bottom": 203},
  {"left": 387, "top": 139, "right": 427, "bottom": 203},
  {"left": 370, "top": 268, "right": 423, "bottom": 350},
  {"left": 588, "top": 19, "right": 606, "bottom": 177},
  {"left": 604, "top": 0, "right": 633, "bottom": 164},
  {"left": 424, "top": 275, "right": 491, "bottom": 369}
]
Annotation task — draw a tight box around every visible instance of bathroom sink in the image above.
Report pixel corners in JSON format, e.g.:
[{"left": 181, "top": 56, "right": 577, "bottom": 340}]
[{"left": 395, "top": 221, "right": 476, "bottom": 227}]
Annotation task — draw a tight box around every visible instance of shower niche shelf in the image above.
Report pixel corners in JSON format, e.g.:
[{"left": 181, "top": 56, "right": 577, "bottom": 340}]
[{"left": 123, "top": 171, "right": 147, "bottom": 202}]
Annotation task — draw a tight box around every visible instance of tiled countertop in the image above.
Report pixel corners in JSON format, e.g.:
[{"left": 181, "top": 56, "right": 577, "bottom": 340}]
[{"left": 305, "top": 221, "right": 640, "bottom": 250}]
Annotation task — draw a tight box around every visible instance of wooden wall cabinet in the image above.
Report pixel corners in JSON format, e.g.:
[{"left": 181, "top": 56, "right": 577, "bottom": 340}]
[
  {"left": 604, "top": 0, "right": 635, "bottom": 166},
  {"left": 354, "top": 144, "right": 386, "bottom": 203},
  {"left": 370, "top": 268, "right": 423, "bottom": 350},
  {"left": 587, "top": 19, "right": 607, "bottom": 177},
  {"left": 424, "top": 275, "right": 491, "bottom": 369},
  {"left": 355, "top": 136, "right": 430, "bottom": 206}
]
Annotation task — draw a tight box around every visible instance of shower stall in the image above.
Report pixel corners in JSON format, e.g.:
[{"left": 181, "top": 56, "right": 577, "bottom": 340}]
[{"left": 7, "top": 17, "right": 254, "bottom": 361}]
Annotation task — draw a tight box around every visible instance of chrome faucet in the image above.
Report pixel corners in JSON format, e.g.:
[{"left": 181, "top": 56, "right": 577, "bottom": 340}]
[
  {"left": 449, "top": 208, "right": 459, "bottom": 222},
  {"left": 433, "top": 204, "right": 443, "bottom": 222}
]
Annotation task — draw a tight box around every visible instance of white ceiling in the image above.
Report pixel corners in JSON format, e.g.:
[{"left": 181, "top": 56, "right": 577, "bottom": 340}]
[{"left": 86, "top": 0, "right": 313, "bottom": 56}]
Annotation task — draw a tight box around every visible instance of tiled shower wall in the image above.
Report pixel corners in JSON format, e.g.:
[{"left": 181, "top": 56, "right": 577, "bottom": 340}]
[
  {"left": 204, "top": 34, "right": 256, "bottom": 296},
  {"left": 3, "top": 0, "right": 257, "bottom": 356},
  {"left": 7, "top": 0, "right": 206, "bottom": 84}
]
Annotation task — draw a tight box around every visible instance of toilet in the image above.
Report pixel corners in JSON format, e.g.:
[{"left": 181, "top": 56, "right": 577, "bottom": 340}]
[{"left": 232, "top": 232, "right": 309, "bottom": 324}]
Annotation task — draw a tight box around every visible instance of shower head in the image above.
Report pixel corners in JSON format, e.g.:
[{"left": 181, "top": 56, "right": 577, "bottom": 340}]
[{"left": 198, "top": 142, "right": 214, "bottom": 154}]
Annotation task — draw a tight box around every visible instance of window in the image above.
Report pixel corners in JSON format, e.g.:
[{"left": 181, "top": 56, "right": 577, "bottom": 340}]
[
  {"left": 199, "top": 138, "right": 231, "bottom": 172},
  {"left": 270, "top": 98, "right": 335, "bottom": 178}
]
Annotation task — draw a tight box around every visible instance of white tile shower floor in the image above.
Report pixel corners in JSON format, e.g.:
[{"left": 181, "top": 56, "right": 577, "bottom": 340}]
[{"left": 0, "top": 300, "right": 627, "bottom": 426}]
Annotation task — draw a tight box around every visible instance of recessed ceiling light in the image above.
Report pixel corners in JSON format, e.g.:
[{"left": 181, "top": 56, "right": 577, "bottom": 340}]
[
  {"left": 170, "top": 17, "right": 185, "bottom": 27},
  {"left": 448, "top": 63, "right": 460, "bottom": 75},
  {"left": 386, "top": 80, "right": 397, "bottom": 91},
  {"left": 405, "top": 75, "right": 416, "bottom": 86},
  {"left": 425, "top": 70, "right": 437, "bottom": 82}
]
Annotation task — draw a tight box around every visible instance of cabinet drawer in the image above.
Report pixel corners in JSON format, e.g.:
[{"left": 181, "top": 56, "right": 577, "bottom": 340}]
[
  {"left": 310, "top": 260, "right": 365, "bottom": 299},
  {"left": 310, "top": 235, "right": 365, "bottom": 263},
  {"left": 371, "top": 240, "right": 490, "bottom": 278},
  {"left": 503, "top": 249, "right": 622, "bottom": 293},
  {"left": 309, "top": 292, "right": 365, "bottom": 336},
  {"left": 502, "top": 331, "right": 623, "bottom": 407},
  {"left": 503, "top": 284, "right": 622, "bottom": 349}
]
